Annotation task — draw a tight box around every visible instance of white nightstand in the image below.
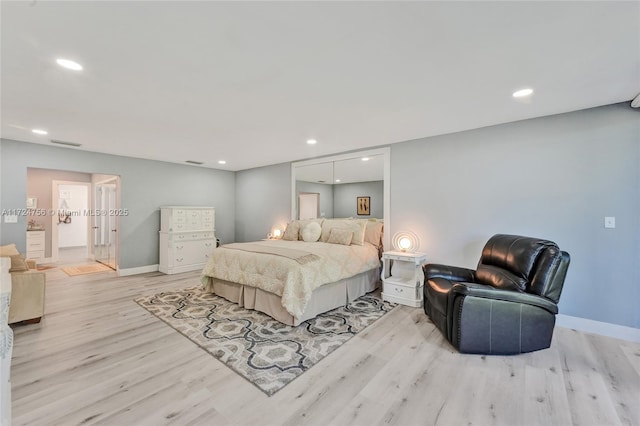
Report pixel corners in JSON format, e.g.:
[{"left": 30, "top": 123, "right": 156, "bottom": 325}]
[{"left": 381, "top": 251, "right": 427, "bottom": 307}]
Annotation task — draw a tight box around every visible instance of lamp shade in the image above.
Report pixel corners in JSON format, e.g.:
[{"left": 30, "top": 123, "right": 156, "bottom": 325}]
[
  {"left": 269, "top": 225, "right": 284, "bottom": 239},
  {"left": 392, "top": 231, "right": 420, "bottom": 252}
]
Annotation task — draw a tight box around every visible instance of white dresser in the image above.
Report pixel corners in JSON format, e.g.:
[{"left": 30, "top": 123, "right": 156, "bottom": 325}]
[
  {"left": 26, "top": 230, "right": 45, "bottom": 261},
  {"left": 159, "top": 206, "right": 216, "bottom": 274}
]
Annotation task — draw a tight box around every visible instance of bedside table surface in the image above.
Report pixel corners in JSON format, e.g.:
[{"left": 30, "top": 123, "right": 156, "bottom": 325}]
[{"left": 383, "top": 251, "right": 427, "bottom": 259}]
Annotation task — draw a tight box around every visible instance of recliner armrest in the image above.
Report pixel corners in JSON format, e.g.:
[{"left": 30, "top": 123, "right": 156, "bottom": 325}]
[
  {"left": 423, "top": 264, "right": 476, "bottom": 283},
  {"left": 450, "top": 282, "right": 558, "bottom": 314}
]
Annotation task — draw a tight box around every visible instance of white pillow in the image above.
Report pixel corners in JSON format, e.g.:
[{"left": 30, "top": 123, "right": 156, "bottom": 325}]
[{"left": 301, "top": 222, "right": 322, "bottom": 242}]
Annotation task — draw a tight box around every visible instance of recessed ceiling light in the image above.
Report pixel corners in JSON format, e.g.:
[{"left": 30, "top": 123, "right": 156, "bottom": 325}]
[
  {"left": 512, "top": 88, "right": 534, "bottom": 98},
  {"left": 32, "top": 129, "right": 48, "bottom": 135},
  {"left": 361, "top": 157, "right": 370, "bottom": 161},
  {"left": 218, "top": 160, "right": 227, "bottom": 165},
  {"left": 56, "top": 58, "right": 83, "bottom": 71},
  {"left": 335, "top": 179, "right": 341, "bottom": 183},
  {"left": 306, "top": 139, "right": 317, "bottom": 145}
]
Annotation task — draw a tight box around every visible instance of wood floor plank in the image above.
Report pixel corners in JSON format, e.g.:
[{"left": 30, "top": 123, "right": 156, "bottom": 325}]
[
  {"left": 554, "top": 328, "right": 624, "bottom": 425},
  {"left": 8, "top": 268, "right": 640, "bottom": 426}
]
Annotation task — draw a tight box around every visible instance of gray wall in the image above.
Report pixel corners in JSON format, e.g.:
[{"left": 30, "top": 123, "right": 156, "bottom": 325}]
[
  {"left": 235, "top": 162, "right": 291, "bottom": 242},
  {"left": 2, "top": 102, "right": 637, "bottom": 329},
  {"left": 295, "top": 181, "right": 334, "bottom": 219},
  {"left": 334, "top": 180, "right": 383, "bottom": 219},
  {"left": 0, "top": 139, "right": 235, "bottom": 269},
  {"left": 391, "top": 103, "right": 639, "bottom": 329},
  {"left": 26, "top": 168, "right": 92, "bottom": 257},
  {"left": 232, "top": 103, "right": 639, "bottom": 329}
]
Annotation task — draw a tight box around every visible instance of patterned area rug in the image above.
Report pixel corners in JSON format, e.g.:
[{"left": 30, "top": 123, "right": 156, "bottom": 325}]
[{"left": 135, "top": 286, "right": 395, "bottom": 395}]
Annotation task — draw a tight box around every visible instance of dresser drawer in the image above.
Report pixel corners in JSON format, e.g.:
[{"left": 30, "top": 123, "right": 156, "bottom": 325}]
[
  {"left": 169, "top": 231, "right": 215, "bottom": 242},
  {"left": 167, "top": 239, "right": 215, "bottom": 267},
  {"left": 172, "top": 216, "right": 186, "bottom": 225},
  {"left": 27, "top": 231, "right": 45, "bottom": 243},
  {"left": 26, "top": 231, "right": 45, "bottom": 259},
  {"left": 27, "top": 250, "right": 45, "bottom": 260},
  {"left": 383, "top": 282, "right": 422, "bottom": 300},
  {"left": 187, "top": 210, "right": 202, "bottom": 220},
  {"left": 26, "top": 240, "right": 45, "bottom": 250}
]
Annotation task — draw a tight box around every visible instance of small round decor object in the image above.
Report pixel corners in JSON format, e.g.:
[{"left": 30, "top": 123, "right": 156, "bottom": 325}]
[
  {"left": 392, "top": 231, "right": 420, "bottom": 252},
  {"left": 301, "top": 222, "right": 322, "bottom": 242}
]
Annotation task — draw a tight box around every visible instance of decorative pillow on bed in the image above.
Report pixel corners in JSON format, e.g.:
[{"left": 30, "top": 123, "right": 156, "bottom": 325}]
[
  {"left": 364, "top": 220, "right": 384, "bottom": 248},
  {"left": 301, "top": 222, "right": 322, "bottom": 242},
  {"left": 320, "top": 219, "right": 366, "bottom": 245},
  {"left": 297, "top": 218, "right": 324, "bottom": 240},
  {"left": 282, "top": 221, "right": 301, "bottom": 241},
  {"left": 327, "top": 228, "right": 353, "bottom": 245}
]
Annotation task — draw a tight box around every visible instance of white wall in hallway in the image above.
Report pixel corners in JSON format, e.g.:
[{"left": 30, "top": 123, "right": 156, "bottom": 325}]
[{"left": 58, "top": 184, "right": 88, "bottom": 248}]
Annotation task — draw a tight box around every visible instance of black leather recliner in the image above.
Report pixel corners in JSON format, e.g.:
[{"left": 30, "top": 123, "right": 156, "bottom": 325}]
[{"left": 423, "top": 234, "right": 570, "bottom": 354}]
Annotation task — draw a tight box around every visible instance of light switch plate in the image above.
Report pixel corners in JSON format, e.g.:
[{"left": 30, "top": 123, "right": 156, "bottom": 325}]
[
  {"left": 604, "top": 217, "right": 615, "bottom": 228},
  {"left": 3, "top": 215, "right": 18, "bottom": 223}
]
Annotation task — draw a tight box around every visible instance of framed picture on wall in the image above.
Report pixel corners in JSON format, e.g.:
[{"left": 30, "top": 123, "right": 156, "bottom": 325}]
[
  {"left": 357, "top": 196, "right": 370, "bottom": 216},
  {"left": 26, "top": 197, "right": 37, "bottom": 209}
]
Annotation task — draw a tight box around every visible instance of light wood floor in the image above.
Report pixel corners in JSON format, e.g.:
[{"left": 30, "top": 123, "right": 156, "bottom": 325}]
[{"left": 9, "top": 268, "right": 640, "bottom": 426}]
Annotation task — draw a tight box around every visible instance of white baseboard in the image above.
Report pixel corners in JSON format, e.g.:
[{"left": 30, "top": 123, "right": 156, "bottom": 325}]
[
  {"left": 118, "top": 264, "right": 159, "bottom": 277},
  {"left": 556, "top": 314, "right": 640, "bottom": 343}
]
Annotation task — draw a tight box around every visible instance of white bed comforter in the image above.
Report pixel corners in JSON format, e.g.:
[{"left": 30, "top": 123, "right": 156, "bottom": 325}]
[{"left": 200, "top": 240, "right": 380, "bottom": 318}]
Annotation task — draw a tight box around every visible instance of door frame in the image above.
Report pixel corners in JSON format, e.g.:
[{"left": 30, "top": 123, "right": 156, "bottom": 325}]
[{"left": 93, "top": 176, "right": 121, "bottom": 271}]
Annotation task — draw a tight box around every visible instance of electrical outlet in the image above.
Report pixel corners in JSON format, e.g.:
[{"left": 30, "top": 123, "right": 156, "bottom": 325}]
[{"left": 604, "top": 217, "right": 615, "bottom": 229}]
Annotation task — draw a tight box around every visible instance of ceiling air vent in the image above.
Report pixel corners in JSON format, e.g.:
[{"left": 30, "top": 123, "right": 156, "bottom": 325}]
[
  {"left": 50, "top": 139, "right": 82, "bottom": 147},
  {"left": 185, "top": 160, "right": 204, "bottom": 165}
]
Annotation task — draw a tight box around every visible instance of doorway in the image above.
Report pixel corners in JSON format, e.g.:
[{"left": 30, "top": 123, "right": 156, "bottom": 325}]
[
  {"left": 298, "top": 192, "right": 320, "bottom": 219},
  {"left": 51, "top": 181, "right": 91, "bottom": 263},
  {"left": 93, "top": 177, "right": 119, "bottom": 270}
]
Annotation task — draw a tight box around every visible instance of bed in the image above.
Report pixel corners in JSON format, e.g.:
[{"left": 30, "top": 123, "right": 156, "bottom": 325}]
[{"left": 200, "top": 218, "right": 384, "bottom": 325}]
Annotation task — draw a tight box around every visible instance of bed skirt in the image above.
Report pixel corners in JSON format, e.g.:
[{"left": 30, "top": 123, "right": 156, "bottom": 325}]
[{"left": 204, "top": 268, "right": 380, "bottom": 326}]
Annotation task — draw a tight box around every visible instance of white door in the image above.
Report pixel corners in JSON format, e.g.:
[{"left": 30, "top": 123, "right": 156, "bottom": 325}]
[
  {"left": 298, "top": 192, "right": 319, "bottom": 219},
  {"left": 93, "top": 178, "right": 118, "bottom": 270}
]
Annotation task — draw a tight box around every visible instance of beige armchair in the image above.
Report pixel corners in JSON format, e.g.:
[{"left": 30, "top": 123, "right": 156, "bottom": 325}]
[{"left": 0, "top": 244, "right": 46, "bottom": 324}]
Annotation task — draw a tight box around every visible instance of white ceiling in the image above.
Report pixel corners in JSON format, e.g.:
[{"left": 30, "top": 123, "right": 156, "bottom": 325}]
[{"left": 1, "top": 1, "right": 639, "bottom": 172}]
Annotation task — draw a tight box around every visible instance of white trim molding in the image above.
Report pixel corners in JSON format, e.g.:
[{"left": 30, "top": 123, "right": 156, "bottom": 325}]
[
  {"left": 556, "top": 314, "right": 640, "bottom": 343},
  {"left": 118, "top": 264, "right": 159, "bottom": 277}
]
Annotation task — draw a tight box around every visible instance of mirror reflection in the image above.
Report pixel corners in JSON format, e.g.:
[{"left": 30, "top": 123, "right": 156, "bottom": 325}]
[{"left": 294, "top": 154, "right": 384, "bottom": 220}]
